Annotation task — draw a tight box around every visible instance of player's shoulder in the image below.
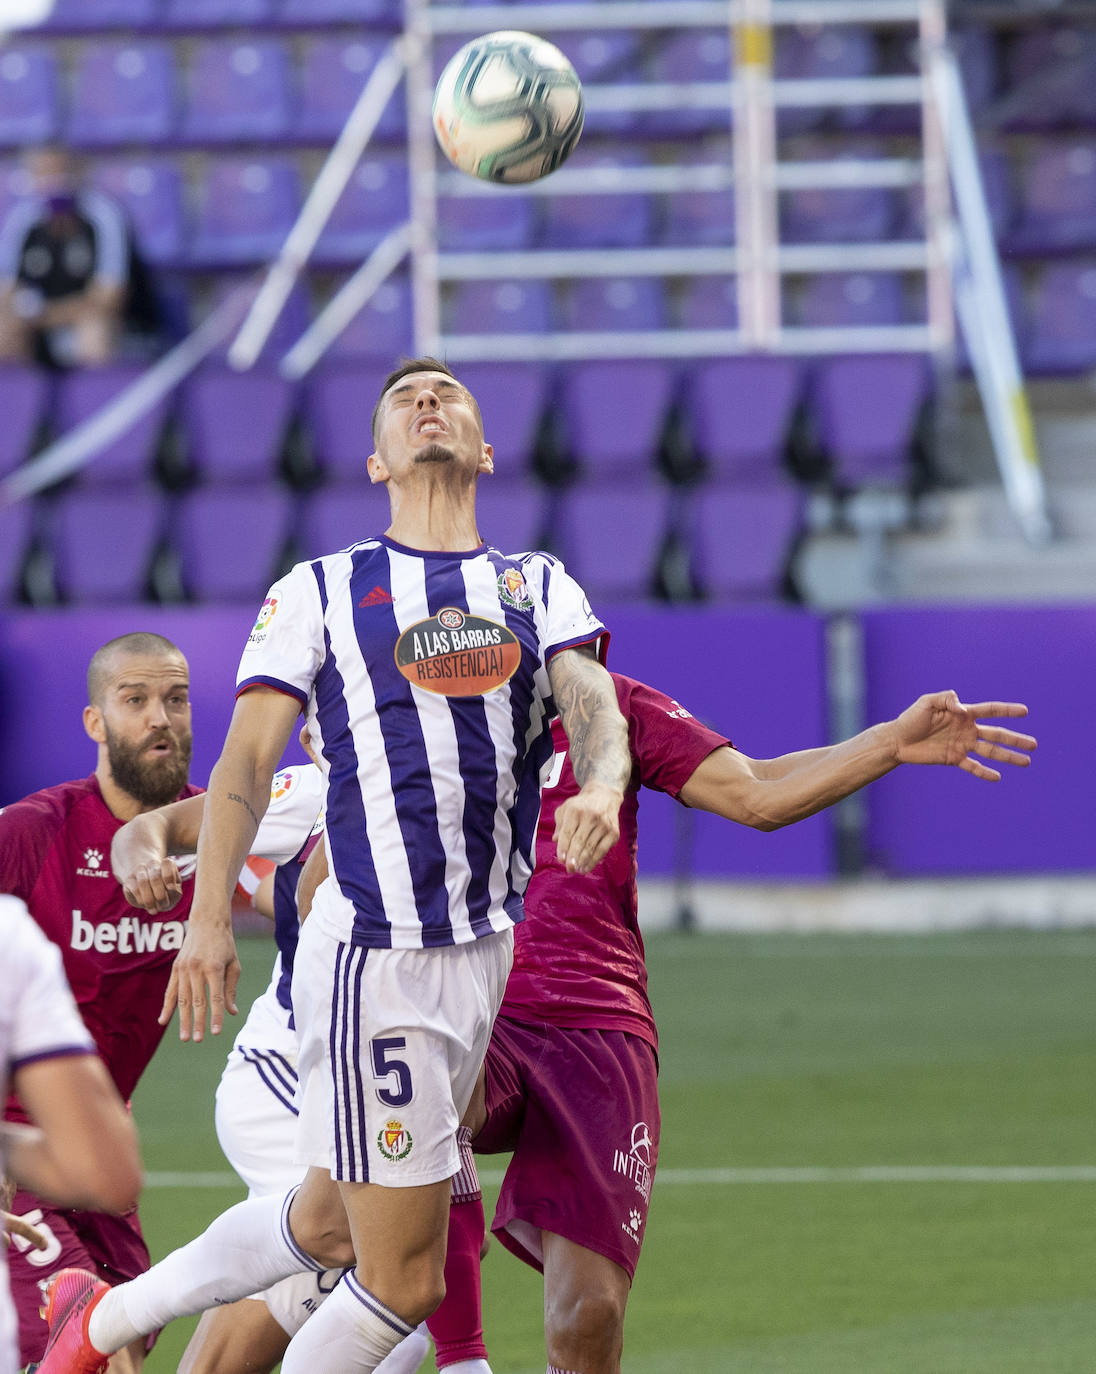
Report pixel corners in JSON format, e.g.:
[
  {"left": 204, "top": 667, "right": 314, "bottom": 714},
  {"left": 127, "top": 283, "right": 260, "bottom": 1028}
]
[{"left": 0, "top": 775, "right": 96, "bottom": 831}]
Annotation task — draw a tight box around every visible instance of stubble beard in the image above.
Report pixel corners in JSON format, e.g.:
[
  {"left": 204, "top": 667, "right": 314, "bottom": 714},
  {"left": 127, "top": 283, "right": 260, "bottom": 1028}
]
[
  {"left": 414, "top": 443, "right": 456, "bottom": 465},
  {"left": 106, "top": 725, "right": 193, "bottom": 808}
]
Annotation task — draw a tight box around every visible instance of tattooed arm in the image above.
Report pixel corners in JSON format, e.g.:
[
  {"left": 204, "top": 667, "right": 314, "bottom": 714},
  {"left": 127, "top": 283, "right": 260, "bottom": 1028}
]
[
  {"left": 161, "top": 686, "right": 301, "bottom": 1043},
  {"left": 547, "top": 645, "right": 630, "bottom": 874}
]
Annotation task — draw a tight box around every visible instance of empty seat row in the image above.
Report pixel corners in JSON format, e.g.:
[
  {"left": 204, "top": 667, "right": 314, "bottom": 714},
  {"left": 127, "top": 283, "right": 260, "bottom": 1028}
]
[
  {"left": 0, "top": 478, "right": 803, "bottom": 610},
  {"left": 19, "top": 0, "right": 400, "bottom": 34}
]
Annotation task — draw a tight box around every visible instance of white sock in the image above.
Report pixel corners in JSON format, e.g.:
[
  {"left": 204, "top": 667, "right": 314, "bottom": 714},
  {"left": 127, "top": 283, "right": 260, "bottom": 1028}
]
[
  {"left": 374, "top": 1321, "right": 432, "bottom": 1373},
  {"left": 89, "top": 1188, "right": 319, "bottom": 1353},
  {"left": 280, "top": 1271, "right": 417, "bottom": 1373},
  {"left": 441, "top": 1361, "right": 493, "bottom": 1373}
]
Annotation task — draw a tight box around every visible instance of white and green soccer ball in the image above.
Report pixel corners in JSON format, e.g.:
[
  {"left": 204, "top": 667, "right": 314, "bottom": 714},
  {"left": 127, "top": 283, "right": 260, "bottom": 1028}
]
[{"left": 432, "top": 30, "right": 585, "bottom": 185}]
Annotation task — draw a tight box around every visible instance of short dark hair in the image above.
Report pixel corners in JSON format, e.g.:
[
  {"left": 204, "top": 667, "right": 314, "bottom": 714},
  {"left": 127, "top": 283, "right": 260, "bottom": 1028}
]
[
  {"left": 87, "top": 632, "right": 186, "bottom": 706},
  {"left": 370, "top": 356, "right": 482, "bottom": 443}
]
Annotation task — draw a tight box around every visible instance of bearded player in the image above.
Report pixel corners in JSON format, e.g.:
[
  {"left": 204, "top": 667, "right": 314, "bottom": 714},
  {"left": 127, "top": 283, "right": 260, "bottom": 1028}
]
[{"left": 0, "top": 632, "right": 200, "bottom": 1374}]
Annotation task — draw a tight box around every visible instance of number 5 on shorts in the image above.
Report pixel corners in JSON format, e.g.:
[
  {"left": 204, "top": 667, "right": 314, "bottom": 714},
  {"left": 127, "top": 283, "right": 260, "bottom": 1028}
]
[{"left": 371, "top": 1036, "right": 413, "bottom": 1107}]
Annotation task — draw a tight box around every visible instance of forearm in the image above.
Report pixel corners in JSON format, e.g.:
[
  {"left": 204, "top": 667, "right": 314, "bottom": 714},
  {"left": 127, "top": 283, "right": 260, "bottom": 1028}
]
[
  {"left": 192, "top": 755, "right": 273, "bottom": 921},
  {"left": 551, "top": 653, "right": 630, "bottom": 794},
  {"left": 747, "top": 721, "right": 900, "bottom": 827}
]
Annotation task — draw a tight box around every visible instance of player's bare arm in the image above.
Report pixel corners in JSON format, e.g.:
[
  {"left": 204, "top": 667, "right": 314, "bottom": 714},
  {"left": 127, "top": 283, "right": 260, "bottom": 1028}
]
[
  {"left": 163, "top": 686, "right": 300, "bottom": 1043},
  {"left": 548, "top": 645, "right": 630, "bottom": 874},
  {"left": 111, "top": 793, "right": 206, "bottom": 913},
  {"left": 679, "top": 690, "right": 1036, "bottom": 829},
  {"left": 6, "top": 1053, "right": 141, "bottom": 1214}
]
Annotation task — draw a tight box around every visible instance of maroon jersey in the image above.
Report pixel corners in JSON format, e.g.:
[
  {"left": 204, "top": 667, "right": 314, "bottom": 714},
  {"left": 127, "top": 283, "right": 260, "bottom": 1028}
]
[
  {"left": 0, "top": 774, "right": 203, "bottom": 1109},
  {"left": 501, "top": 675, "right": 730, "bottom": 1054}
]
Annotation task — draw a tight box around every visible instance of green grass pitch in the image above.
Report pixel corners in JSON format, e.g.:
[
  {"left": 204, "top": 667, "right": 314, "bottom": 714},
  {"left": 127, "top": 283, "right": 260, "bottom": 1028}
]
[{"left": 131, "top": 928, "right": 1096, "bottom": 1372}]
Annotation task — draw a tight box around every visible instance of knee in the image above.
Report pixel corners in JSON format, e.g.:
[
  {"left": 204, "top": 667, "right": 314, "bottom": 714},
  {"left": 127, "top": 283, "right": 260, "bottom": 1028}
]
[{"left": 545, "top": 1285, "right": 626, "bottom": 1368}]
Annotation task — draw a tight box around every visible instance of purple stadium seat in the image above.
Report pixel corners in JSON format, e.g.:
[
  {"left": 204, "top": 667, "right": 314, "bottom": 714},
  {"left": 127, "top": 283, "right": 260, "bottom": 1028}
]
[
  {"left": 781, "top": 146, "right": 899, "bottom": 243},
  {"left": 1023, "top": 261, "right": 1096, "bottom": 375},
  {"left": 300, "top": 482, "right": 380, "bottom": 558},
  {"left": 323, "top": 274, "right": 414, "bottom": 362},
  {"left": 205, "top": 276, "right": 312, "bottom": 366},
  {"left": 644, "top": 30, "right": 733, "bottom": 138},
  {"left": 901, "top": 146, "right": 1015, "bottom": 243},
  {"left": 557, "top": 360, "right": 678, "bottom": 480},
  {"left": 51, "top": 485, "right": 164, "bottom": 604},
  {"left": 444, "top": 279, "right": 555, "bottom": 338},
  {"left": 298, "top": 36, "right": 405, "bottom": 144},
  {"left": 0, "top": 160, "right": 32, "bottom": 228},
  {"left": 0, "top": 498, "right": 32, "bottom": 604},
  {"left": 89, "top": 158, "right": 187, "bottom": 269},
  {"left": 551, "top": 30, "right": 645, "bottom": 136},
  {"left": 474, "top": 478, "right": 547, "bottom": 555},
  {"left": 558, "top": 484, "right": 669, "bottom": 602},
  {"left": 275, "top": 0, "right": 401, "bottom": 28},
  {"left": 181, "top": 38, "right": 293, "bottom": 145},
  {"left": 809, "top": 355, "right": 931, "bottom": 487},
  {"left": 0, "top": 46, "right": 60, "bottom": 146},
  {"left": 661, "top": 141, "right": 736, "bottom": 247},
  {"left": 794, "top": 272, "right": 909, "bottom": 328},
  {"left": 302, "top": 359, "right": 393, "bottom": 482},
  {"left": 175, "top": 485, "right": 292, "bottom": 603},
  {"left": 178, "top": 367, "right": 297, "bottom": 484},
  {"left": 677, "top": 274, "right": 739, "bottom": 330},
  {"left": 67, "top": 40, "right": 177, "bottom": 148},
  {"left": 542, "top": 144, "right": 655, "bottom": 250},
  {"left": 438, "top": 188, "right": 538, "bottom": 253},
  {"left": 0, "top": 365, "right": 51, "bottom": 478},
  {"left": 774, "top": 24, "right": 879, "bottom": 135},
  {"left": 189, "top": 156, "right": 301, "bottom": 268},
  {"left": 163, "top": 0, "right": 273, "bottom": 27},
  {"left": 55, "top": 365, "right": 171, "bottom": 486},
  {"left": 998, "top": 26, "right": 1096, "bottom": 130},
  {"left": 689, "top": 484, "right": 804, "bottom": 600},
  {"left": 314, "top": 151, "right": 409, "bottom": 266},
  {"left": 39, "top": 0, "right": 161, "bottom": 30},
  {"left": 684, "top": 357, "right": 804, "bottom": 484},
  {"left": 453, "top": 362, "right": 552, "bottom": 475},
  {"left": 1006, "top": 140, "right": 1096, "bottom": 254},
  {"left": 562, "top": 276, "right": 667, "bottom": 333}
]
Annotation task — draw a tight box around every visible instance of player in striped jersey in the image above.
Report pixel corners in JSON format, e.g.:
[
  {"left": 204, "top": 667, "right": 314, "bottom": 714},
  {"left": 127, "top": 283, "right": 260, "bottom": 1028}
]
[{"left": 36, "top": 358, "right": 631, "bottom": 1374}]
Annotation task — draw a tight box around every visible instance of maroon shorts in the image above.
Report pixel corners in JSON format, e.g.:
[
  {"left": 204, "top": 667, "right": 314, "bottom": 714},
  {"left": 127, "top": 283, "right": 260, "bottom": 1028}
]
[
  {"left": 475, "top": 1016, "right": 659, "bottom": 1281},
  {"left": 7, "top": 1190, "right": 152, "bottom": 1368}
]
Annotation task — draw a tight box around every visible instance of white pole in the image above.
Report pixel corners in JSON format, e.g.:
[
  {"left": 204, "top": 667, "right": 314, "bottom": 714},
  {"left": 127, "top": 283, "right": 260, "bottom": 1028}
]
[
  {"left": 280, "top": 223, "right": 413, "bottom": 380},
  {"left": 227, "top": 35, "right": 411, "bottom": 372},
  {"left": 404, "top": 0, "right": 441, "bottom": 355},
  {"left": 733, "top": 0, "right": 780, "bottom": 348},
  {"left": 929, "top": 45, "right": 1052, "bottom": 545}
]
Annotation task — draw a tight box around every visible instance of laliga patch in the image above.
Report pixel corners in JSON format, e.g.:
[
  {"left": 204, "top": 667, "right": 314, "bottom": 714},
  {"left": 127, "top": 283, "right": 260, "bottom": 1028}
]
[
  {"left": 377, "top": 1119, "right": 413, "bottom": 1162},
  {"left": 394, "top": 607, "right": 520, "bottom": 697},
  {"left": 270, "top": 768, "right": 297, "bottom": 802},
  {"left": 245, "top": 594, "right": 279, "bottom": 651},
  {"left": 497, "top": 567, "right": 534, "bottom": 610}
]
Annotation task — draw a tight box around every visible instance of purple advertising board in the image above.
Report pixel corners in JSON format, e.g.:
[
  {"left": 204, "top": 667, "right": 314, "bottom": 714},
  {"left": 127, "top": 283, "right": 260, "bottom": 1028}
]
[
  {"left": 861, "top": 604, "right": 1095, "bottom": 875},
  {"left": 0, "top": 601, "right": 834, "bottom": 879}
]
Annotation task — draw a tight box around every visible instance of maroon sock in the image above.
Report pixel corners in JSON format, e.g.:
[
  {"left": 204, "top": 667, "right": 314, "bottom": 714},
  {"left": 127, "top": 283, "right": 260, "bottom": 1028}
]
[{"left": 427, "top": 1194, "right": 488, "bottom": 1367}]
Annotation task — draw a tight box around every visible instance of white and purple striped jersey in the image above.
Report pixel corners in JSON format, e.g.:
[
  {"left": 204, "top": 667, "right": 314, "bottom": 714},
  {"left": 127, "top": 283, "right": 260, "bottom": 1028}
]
[
  {"left": 236, "top": 536, "right": 606, "bottom": 951},
  {"left": 1, "top": 896, "right": 95, "bottom": 1374}
]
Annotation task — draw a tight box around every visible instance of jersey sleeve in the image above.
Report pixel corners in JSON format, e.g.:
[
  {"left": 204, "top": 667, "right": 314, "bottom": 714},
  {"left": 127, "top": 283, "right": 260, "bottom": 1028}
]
[
  {"left": 4, "top": 897, "right": 95, "bottom": 1071},
  {"left": 0, "top": 795, "right": 58, "bottom": 904},
  {"left": 524, "top": 554, "right": 608, "bottom": 662},
  {"left": 249, "top": 763, "right": 325, "bottom": 865},
  {"left": 621, "top": 677, "right": 732, "bottom": 799},
  {"left": 236, "top": 563, "right": 326, "bottom": 708}
]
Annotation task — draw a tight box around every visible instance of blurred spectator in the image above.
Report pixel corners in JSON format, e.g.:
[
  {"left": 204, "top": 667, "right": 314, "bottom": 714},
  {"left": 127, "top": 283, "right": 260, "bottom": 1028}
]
[{"left": 0, "top": 145, "right": 161, "bottom": 369}]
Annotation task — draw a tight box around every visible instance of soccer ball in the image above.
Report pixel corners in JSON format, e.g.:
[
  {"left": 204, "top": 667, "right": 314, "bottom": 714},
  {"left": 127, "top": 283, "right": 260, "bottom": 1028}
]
[{"left": 432, "top": 30, "right": 584, "bottom": 185}]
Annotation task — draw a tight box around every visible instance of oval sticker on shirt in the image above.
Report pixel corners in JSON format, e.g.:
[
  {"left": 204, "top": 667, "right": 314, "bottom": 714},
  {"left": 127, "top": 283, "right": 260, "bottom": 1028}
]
[{"left": 394, "top": 608, "right": 521, "bottom": 697}]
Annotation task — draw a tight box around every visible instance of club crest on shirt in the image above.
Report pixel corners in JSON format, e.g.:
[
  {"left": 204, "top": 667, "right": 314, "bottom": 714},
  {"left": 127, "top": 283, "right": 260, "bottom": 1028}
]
[
  {"left": 497, "top": 567, "right": 534, "bottom": 610},
  {"left": 394, "top": 609, "right": 521, "bottom": 697},
  {"left": 245, "top": 594, "right": 279, "bottom": 651},
  {"left": 377, "top": 1119, "right": 413, "bottom": 1161}
]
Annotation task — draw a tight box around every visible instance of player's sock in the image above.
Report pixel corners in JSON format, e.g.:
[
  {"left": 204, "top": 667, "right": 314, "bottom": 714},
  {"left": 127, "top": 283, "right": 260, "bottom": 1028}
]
[
  {"left": 546, "top": 1367, "right": 583, "bottom": 1373},
  {"left": 88, "top": 1188, "right": 319, "bottom": 1353},
  {"left": 428, "top": 1133, "right": 489, "bottom": 1368},
  {"left": 373, "top": 1322, "right": 431, "bottom": 1374},
  {"left": 279, "top": 1271, "right": 416, "bottom": 1373}
]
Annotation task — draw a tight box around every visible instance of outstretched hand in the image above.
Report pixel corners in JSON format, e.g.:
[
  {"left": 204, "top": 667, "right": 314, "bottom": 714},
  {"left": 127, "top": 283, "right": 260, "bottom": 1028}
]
[
  {"left": 894, "top": 691, "right": 1036, "bottom": 780},
  {"left": 159, "top": 916, "right": 240, "bottom": 1043}
]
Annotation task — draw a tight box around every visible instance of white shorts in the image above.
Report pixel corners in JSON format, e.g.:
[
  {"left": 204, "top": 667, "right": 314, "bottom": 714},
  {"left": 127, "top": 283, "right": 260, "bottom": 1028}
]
[
  {"left": 214, "top": 1010, "right": 346, "bottom": 1336},
  {"left": 293, "top": 919, "right": 513, "bottom": 1187}
]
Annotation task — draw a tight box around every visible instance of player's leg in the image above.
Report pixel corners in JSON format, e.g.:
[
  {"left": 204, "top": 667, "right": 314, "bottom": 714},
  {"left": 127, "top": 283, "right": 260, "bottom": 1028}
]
[
  {"left": 176, "top": 1304, "right": 294, "bottom": 1374},
  {"left": 483, "top": 1023, "right": 659, "bottom": 1374},
  {"left": 541, "top": 1234, "right": 631, "bottom": 1374}
]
